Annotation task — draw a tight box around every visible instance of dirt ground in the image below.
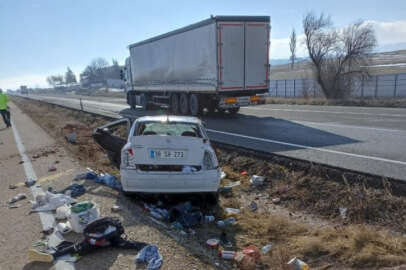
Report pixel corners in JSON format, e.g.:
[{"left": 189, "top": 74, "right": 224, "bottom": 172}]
[{"left": 10, "top": 97, "right": 406, "bottom": 270}]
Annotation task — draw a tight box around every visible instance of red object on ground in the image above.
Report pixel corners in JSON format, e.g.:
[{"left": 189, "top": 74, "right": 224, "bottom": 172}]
[{"left": 241, "top": 171, "right": 248, "bottom": 176}]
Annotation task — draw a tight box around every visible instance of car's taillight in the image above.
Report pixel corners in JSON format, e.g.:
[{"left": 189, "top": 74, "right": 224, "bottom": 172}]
[
  {"left": 123, "top": 149, "right": 136, "bottom": 170},
  {"left": 202, "top": 151, "right": 215, "bottom": 170}
]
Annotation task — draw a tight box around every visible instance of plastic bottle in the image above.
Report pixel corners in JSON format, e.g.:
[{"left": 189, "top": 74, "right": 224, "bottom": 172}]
[
  {"left": 205, "top": 215, "right": 215, "bottom": 223},
  {"left": 262, "top": 244, "right": 273, "bottom": 254},
  {"left": 219, "top": 250, "right": 235, "bottom": 260}
]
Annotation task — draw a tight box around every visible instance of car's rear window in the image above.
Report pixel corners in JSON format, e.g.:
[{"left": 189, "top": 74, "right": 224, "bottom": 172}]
[{"left": 135, "top": 121, "right": 202, "bottom": 137}]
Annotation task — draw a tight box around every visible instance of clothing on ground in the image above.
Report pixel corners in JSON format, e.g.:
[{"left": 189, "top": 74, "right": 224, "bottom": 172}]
[{"left": 135, "top": 245, "right": 163, "bottom": 270}]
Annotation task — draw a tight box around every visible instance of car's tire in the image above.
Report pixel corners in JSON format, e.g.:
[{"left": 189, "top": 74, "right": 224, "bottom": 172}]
[
  {"left": 170, "top": 93, "right": 179, "bottom": 114},
  {"left": 228, "top": 107, "right": 240, "bottom": 115},
  {"left": 189, "top": 94, "right": 202, "bottom": 116},
  {"left": 179, "top": 93, "right": 189, "bottom": 115},
  {"left": 140, "top": 93, "right": 150, "bottom": 110}
]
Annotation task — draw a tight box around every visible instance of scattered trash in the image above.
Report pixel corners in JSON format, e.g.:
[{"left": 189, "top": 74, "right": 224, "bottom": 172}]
[
  {"left": 84, "top": 172, "right": 122, "bottom": 191},
  {"left": 206, "top": 238, "right": 220, "bottom": 249},
  {"left": 150, "top": 210, "right": 164, "bottom": 220},
  {"left": 135, "top": 245, "right": 163, "bottom": 270},
  {"left": 249, "top": 201, "right": 258, "bottom": 212},
  {"left": 55, "top": 160, "right": 60, "bottom": 164},
  {"left": 48, "top": 165, "right": 57, "bottom": 172},
  {"left": 69, "top": 201, "right": 100, "bottom": 233},
  {"left": 240, "top": 171, "right": 248, "bottom": 176},
  {"left": 9, "top": 184, "right": 17, "bottom": 189},
  {"left": 262, "top": 244, "right": 273, "bottom": 254},
  {"left": 220, "top": 170, "right": 227, "bottom": 179},
  {"left": 219, "top": 250, "right": 235, "bottom": 260},
  {"left": 9, "top": 204, "right": 20, "bottom": 209},
  {"left": 41, "top": 227, "right": 54, "bottom": 235},
  {"left": 111, "top": 205, "right": 121, "bottom": 212},
  {"left": 9, "top": 193, "right": 27, "bottom": 204},
  {"left": 65, "top": 132, "right": 77, "bottom": 144},
  {"left": 225, "top": 207, "right": 241, "bottom": 218},
  {"left": 170, "top": 221, "right": 183, "bottom": 231},
  {"left": 235, "top": 245, "right": 261, "bottom": 269},
  {"left": 31, "top": 191, "right": 75, "bottom": 212},
  {"left": 59, "top": 183, "right": 86, "bottom": 198},
  {"left": 339, "top": 207, "right": 348, "bottom": 220},
  {"left": 287, "top": 257, "right": 309, "bottom": 270},
  {"left": 32, "top": 154, "right": 40, "bottom": 159},
  {"left": 56, "top": 222, "right": 72, "bottom": 234},
  {"left": 219, "top": 181, "right": 241, "bottom": 194},
  {"left": 25, "top": 178, "right": 36, "bottom": 187},
  {"left": 220, "top": 232, "right": 232, "bottom": 248},
  {"left": 55, "top": 204, "right": 71, "bottom": 220},
  {"left": 19, "top": 160, "right": 24, "bottom": 164},
  {"left": 169, "top": 201, "right": 202, "bottom": 228},
  {"left": 272, "top": 198, "right": 281, "bottom": 204},
  {"left": 204, "top": 215, "right": 215, "bottom": 223},
  {"left": 250, "top": 175, "right": 265, "bottom": 186},
  {"left": 216, "top": 217, "right": 236, "bottom": 227},
  {"left": 276, "top": 185, "right": 289, "bottom": 194}
]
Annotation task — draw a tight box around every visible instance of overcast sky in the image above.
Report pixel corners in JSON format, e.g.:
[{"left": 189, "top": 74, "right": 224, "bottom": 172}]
[{"left": 1, "top": 0, "right": 406, "bottom": 89}]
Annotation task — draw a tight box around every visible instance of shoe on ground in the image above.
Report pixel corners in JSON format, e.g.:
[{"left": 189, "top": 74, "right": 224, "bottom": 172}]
[{"left": 28, "top": 249, "right": 53, "bottom": 263}]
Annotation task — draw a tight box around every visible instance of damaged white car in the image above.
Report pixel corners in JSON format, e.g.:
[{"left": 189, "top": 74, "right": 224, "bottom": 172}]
[{"left": 95, "top": 115, "right": 221, "bottom": 195}]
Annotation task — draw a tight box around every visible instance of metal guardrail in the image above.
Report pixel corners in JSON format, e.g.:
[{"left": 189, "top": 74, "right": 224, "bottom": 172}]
[{"left": 269, "top": 73, "right": 406, "bottom": 98}]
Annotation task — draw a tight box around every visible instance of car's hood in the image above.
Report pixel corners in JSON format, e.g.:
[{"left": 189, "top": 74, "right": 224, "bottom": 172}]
[{"left": 129, "top": 135, "right": 206, "bottom": 165}]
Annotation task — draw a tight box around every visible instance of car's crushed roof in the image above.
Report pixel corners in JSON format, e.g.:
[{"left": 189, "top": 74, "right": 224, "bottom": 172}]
[{"left": 136, "top": 115, "right": 202, "bottom": 124}]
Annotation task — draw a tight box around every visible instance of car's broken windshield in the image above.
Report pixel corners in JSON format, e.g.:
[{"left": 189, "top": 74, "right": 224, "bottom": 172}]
[{"left": 135, "top": 121, "right": 202, "bottom": 137}]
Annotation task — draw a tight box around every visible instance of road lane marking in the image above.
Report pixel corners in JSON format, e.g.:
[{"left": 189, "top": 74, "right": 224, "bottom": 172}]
[
  {"left": 291, "top": 120, "right": 406, "bottom": 133},
  {"left": 243, "top": 106, "right": 406, "bottom": 118},
  {"left": 207, "top": 128, "right": 406, "bottom": 166},
  {"left": 14, "top": 169, "right": 75, "bottom": 187},
  {"left": 10, "top": 119, "right": 75, "bottom": 270}
]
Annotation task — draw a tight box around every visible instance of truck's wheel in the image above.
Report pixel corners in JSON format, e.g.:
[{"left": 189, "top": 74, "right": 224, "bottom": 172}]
[
  {"left": 170, "top": 93, "right": 179, "bottom": 114},
  {"left": 228, "top": 107, "right": 240, "bottom": 115},
  {"left": 189, "top": 94, "right": 202, "bottom": 116},
  {"left": 179, "top": 93, "right": 189, "bottom": 115},
  {"left": 140, "top": 93, "right": 150, "bottom": 110}
]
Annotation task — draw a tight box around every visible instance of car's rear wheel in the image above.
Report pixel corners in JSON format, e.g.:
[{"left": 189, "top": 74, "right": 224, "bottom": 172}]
[
  {"left": 179, "top": 93, "right": 189, "bottom": 115},
  {"left": 170, "top": 93, "right": 179, "bottom": 114},
  {"left": 189, "top": 94, "right": 202, "bottom": 116}
]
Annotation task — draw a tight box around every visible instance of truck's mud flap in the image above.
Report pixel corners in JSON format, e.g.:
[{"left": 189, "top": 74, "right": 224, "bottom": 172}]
[{"left": 92, "top": 119, "right": 130, "bottom": 168}]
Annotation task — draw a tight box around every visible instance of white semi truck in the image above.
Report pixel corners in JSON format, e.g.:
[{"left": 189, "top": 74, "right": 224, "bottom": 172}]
[{"left": 123, "top": 15, "right": 270, "bottom": 116}]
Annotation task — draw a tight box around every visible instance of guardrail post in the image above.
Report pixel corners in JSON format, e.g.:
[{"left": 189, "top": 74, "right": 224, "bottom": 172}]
[
  {"left": 284, "top": 79, "right": 287, "bottom": 98},
  {"left": 375, "top": 76, "right": 378, "bottom": 98},
  {"left": 276, "top": 80, "right": 278, "bottom": 97},
  {"left": 394, "top": 74, "right": 398, "bottom": 97},
  {"left": 80, "top": 98, "right": 84, "bottom": 111},
  {"left": 361, "top": 76, "right": 364, "bottom": 98},
  {"left": 293, "top": 79, "right": 296, "bottom": 97}
]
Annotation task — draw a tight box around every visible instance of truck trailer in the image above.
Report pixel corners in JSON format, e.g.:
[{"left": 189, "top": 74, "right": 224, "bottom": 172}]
[{"left": 123, "top": 15, "right": 270, "bottom": 116}]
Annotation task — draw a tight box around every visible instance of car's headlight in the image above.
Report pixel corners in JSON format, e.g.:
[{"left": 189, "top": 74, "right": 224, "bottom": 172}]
[{"left": 202, "top": 151, "right": 216, "bottom": 170}]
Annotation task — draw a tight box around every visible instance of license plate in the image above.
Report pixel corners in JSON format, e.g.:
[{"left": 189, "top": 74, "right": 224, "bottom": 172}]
[{"left": 150, "top": 149, "right": 186, "bottom": 159}]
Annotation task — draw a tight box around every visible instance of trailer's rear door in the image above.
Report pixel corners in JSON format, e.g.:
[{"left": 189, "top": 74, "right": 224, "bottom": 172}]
[
  {"left": 245, "top": 23, "right": 269, "bottom": 89},
  {"left": 218, "top": 23, "right": 245, "bottom": 91}
]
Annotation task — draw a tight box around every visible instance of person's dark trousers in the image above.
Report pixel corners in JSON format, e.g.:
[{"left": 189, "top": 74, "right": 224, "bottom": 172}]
[{"left": 0, "top": 109, "right": 11, "bottom": 127}]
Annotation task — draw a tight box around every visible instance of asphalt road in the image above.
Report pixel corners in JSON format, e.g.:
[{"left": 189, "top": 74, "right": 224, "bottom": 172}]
[{"left": 21, "top": 94, "right": 406, "bottom": 181}]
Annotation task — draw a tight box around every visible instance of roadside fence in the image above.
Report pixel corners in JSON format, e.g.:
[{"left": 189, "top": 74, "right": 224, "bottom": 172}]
[{"left": 269, "top": 73, "right": 406, "bottom": 98}]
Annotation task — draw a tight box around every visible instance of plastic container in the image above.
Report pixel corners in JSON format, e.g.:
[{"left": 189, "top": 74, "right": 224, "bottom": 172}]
[
  {"left": 68, "top": 201, "right": 99, "bottom": 233},
  {"left": 219, "top": 250, "right": 235, "bottom": 260},
  {"left": 206, "top": 239, "right": 220, "bottom": 249},
  {"left": 224, "top": 208, "right": 241, "bottom": 218},
  {"left": 287, "top": 257, "right": 309, "bottom": 270}
]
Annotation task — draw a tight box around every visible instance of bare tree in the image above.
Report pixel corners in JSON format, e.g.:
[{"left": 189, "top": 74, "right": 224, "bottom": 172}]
[
  {"left": 65, "top": 67, "right": 77, "bottom": 85},
  {"left": 81, "top": 57, "right": 109, "bottom": 86},
  {"left": 289, "top": 28, "right": 297, "bottom": 69},
  {"left": 303, "top": 12, "right": 376, "bottom": 99},
  {"left": 46, "top": 75, "right": 64, "bottom": 87}
]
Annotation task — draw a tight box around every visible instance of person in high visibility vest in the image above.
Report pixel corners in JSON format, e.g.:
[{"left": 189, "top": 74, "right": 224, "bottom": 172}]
[{"left": 0, "top": 89, "right": 11, "bottom": 128}]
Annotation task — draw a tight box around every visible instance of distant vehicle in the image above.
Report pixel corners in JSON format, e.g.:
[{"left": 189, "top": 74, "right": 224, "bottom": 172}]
[{"left": 122, "top": 15, "right": 270, "bottom": 116}]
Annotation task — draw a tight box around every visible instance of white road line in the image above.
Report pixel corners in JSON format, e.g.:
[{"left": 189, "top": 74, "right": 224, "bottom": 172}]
[
  {"left": 207, "top": 128, "right": 406, "bottom": 166},
  {"left": 291, "top": 120, "right": 406, "bottom": 133},
  {"left": 243, "top": 106, "right": 406, "bottom": 118},
  {"left": 10, "top": 119, "right": 75, "bottom": 270}
]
